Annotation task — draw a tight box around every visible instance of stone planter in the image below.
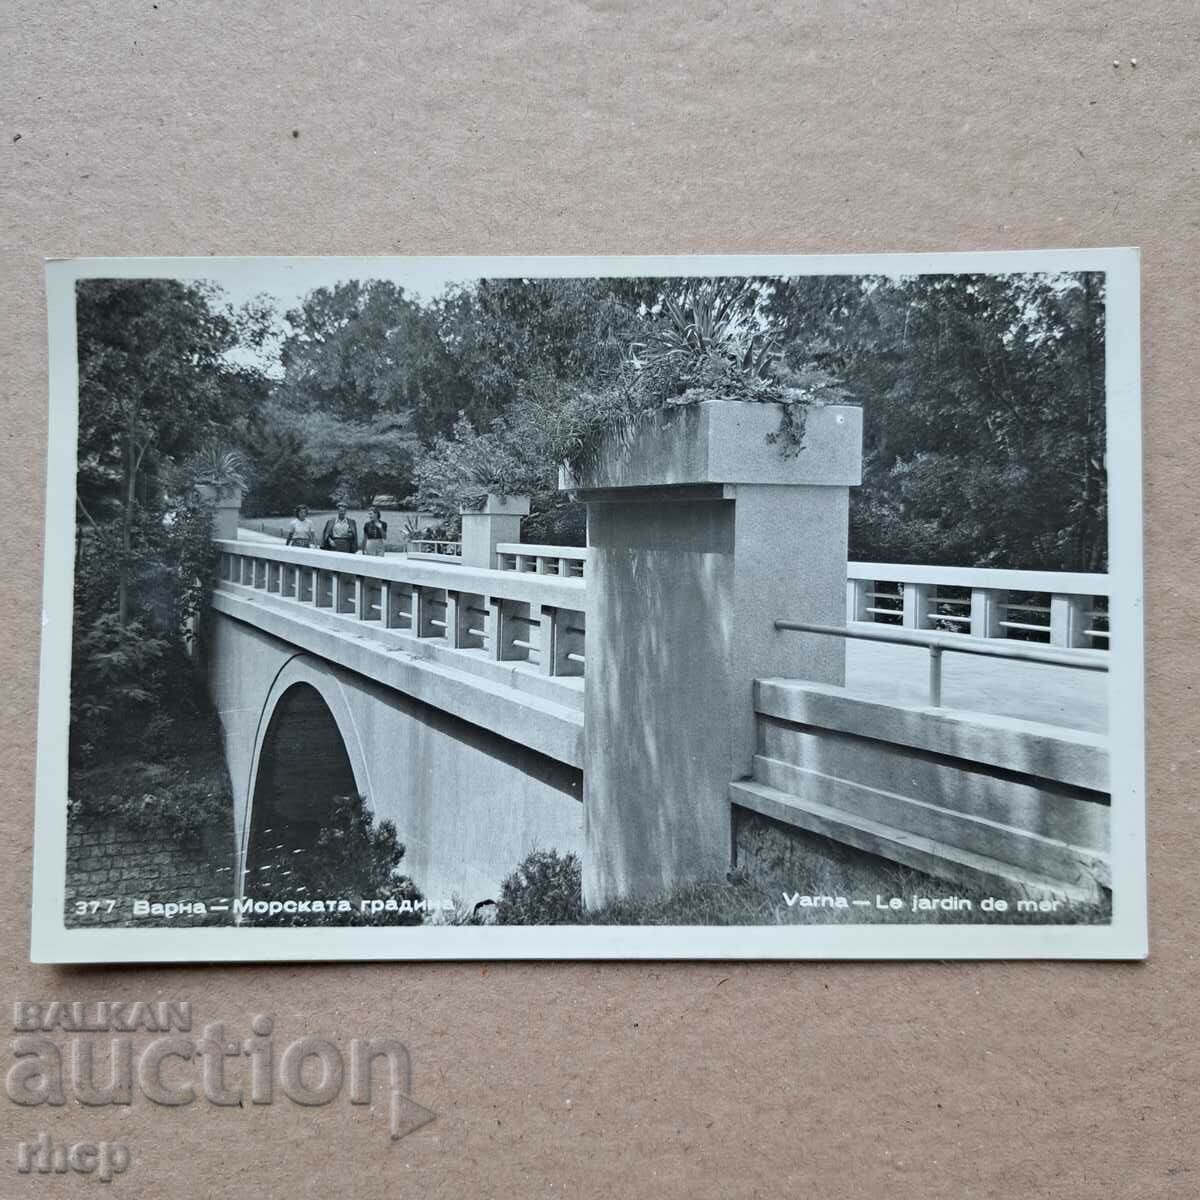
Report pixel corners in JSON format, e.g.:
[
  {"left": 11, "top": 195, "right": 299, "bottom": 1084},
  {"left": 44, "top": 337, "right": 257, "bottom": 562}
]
[
  {"left": 559, "top": 400, "right": 862, "bottom": 491},
  {"left": 560, "top": 400, "right": 863, "bottom": 907},
  {"left": 459, "top": 493, "right": 531, "bottom": 568},
  {"left": 196, "top": 484, "right": 244, "bottom": 542}
]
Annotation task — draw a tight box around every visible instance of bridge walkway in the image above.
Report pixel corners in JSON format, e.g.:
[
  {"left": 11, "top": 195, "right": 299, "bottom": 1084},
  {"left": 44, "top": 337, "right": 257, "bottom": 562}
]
[{"left": 844, "top": 639, "right": 1107, "bottom": 734}]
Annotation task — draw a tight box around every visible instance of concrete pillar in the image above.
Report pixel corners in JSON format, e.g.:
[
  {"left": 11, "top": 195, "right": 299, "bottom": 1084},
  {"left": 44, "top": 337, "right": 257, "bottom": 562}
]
[
  {"left": 459, "top": 494, "right": 530, "bottom": 568},
  {"left": 561, "top": 401, "right": 862, "bottom": 907}
]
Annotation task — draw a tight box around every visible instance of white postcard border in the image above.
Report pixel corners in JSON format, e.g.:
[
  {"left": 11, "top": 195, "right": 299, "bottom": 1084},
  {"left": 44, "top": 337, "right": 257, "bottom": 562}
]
[{"left": 31, "top": 248, "right": 1146, "bottom": 962}]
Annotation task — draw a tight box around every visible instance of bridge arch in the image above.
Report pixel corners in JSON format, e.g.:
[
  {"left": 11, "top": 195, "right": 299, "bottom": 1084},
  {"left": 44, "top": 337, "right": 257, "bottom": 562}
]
[{"left": 239, "top": 655, "right": 374, "bottom": 895}]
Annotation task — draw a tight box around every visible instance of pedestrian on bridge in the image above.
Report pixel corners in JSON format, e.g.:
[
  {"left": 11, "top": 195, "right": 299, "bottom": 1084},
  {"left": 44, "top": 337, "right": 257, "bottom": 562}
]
[
  {"left": 362, "top": 506, "right": 388, "bottom": 557},
  {"left": 321, "top": 502, "right": 358, "bottom": 553},
  {"left": 285, "top": 505, "right": 317, "bottom": 548}
]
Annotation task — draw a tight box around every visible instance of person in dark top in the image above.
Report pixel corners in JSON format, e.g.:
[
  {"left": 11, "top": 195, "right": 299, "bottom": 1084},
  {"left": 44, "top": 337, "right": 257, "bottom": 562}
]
[
  {"left": 362, "top": 506, "right": 388, "bottom": 557},
  {"left": 321, "top": 502, "right": 358, "bottom": 553}
]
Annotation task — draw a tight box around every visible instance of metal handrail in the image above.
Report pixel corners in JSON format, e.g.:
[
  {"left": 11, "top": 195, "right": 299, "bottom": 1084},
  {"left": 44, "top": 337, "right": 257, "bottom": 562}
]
[{"left": 774, "top": 619, "right": 1108, "bottom": 708}]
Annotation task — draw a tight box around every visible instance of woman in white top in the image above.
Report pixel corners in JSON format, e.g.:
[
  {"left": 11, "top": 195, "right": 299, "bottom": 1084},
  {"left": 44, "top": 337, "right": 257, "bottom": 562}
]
[{"left": 285, "top": 505, "right": 317, "bottom": 548}]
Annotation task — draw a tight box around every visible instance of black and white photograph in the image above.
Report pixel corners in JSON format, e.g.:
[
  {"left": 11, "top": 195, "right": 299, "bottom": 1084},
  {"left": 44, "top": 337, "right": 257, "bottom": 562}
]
[{"left": 31, "top": 251, "right": 1146, "bottom": 961}]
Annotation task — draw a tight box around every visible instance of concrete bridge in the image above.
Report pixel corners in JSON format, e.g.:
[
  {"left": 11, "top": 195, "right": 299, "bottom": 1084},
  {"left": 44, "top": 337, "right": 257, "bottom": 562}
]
[{"left": 207, "top": 402, "right": 1111, "bottom": 911}]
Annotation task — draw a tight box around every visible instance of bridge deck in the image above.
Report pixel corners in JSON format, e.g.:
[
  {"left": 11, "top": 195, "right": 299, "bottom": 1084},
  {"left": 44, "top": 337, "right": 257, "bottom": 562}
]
[{"left": 843, "top": 639, "right": 1107, "bottom": 734}]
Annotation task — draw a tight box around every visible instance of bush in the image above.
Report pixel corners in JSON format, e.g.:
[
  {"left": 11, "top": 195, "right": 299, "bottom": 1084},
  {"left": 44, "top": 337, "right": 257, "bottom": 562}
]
[
  {"left": 245, "top": 793, "right": 425, "bottom": 927},
  {"left": 496, "top": 848, "right": 584, "bottom": 925},
  {"left": 69, "top": 757, "right": 233, "bottom": 848}
]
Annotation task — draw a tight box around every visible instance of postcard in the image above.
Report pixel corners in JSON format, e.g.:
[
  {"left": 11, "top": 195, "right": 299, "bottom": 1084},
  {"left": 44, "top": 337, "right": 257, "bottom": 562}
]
[{"left": 31, "top": 250, "right": 1146, "bottom": 960}]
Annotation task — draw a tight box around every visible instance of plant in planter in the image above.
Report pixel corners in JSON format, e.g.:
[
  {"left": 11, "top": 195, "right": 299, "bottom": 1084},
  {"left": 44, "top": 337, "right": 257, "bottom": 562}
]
[
  {"left": 626, "top": 280, "right": 848, "bottom": 460},
  {"left": 410, "top": 282, "right": 852, "bottom": 534},
  {"left": 554, "top": 283, "right": 858, "bottom": 495},
  {"left": 184, "top": 445, "right": 251, "bottom": 501},
  {"left": 167, "top": 444, "right": 251, "bottom": 545},
  {"left": 560, "top": 286, "right": 864, "bottom": 910}
]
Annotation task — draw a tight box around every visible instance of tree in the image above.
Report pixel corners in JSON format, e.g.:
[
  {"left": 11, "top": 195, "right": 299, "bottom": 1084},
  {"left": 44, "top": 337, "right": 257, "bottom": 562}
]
[
  {"left": 76, "top": 279, "right": 271, "bottom": 622},
  {"left": 239, "top": 401, "right": 314, "bottom": 516},
  {"left": 278, "top": 279, "right": 468, "bottom": 426},
  {"left": 72, "top": 280, "right": 272, "bottom": 765},
  {"left": 294, "top": 410, "right": 418, "bottom": 507},
  {"left": 272, "top": 270, "right": 1106, "bottom": 571},
  {"left": 764, "top": 272, "right": 1108, "bottom": 571}
]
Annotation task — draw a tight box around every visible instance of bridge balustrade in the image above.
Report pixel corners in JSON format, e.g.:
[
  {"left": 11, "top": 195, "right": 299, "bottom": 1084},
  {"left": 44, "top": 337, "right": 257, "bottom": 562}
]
[
  {"left": 495, "top": 543, "right": 589, "bottom": 578},
  {"left": 216, "top": 540, "right": 586, "bottom": 679},
  {"left": 846, "top": 562, "right": 1110, "bottom": 650},
  {"left": 404, "top": 539, "right": 463, "bottom": 562}
]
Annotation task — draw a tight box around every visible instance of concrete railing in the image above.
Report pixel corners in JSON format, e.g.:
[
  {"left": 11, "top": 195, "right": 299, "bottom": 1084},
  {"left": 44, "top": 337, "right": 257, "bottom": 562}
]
[
  {"left": 846, "top": 562, "right": 1110, "bottom": 650},
  {"left": 495, "top": 543, "right": 589, "bottom": 578},
  {"left": 215, "top": 540, "right": 586, "bottom": 678},
  {"left": 405, "top": 539, "right": 463, "bottom": 562}
]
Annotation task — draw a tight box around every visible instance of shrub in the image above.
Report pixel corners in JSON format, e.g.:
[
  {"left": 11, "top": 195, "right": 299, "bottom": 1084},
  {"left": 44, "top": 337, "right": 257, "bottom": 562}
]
[
  {"left": 68, "top": 761, "right": 233, "bottom": 848},
  {"left": 496, "top": 848, "right": 583, "bottom": 925},
  {"left": 245, "top": 793, "right": 425, "bottom": 927}
]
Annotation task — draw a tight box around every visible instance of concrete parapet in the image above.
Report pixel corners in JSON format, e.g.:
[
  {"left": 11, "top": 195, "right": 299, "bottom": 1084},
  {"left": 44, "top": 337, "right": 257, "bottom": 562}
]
[
  {"left": 734, "top": 681, "right": 1112, "bottom": 900},
  {"left": 754, "top": 679, "right": 1110, "bottom": 792}
]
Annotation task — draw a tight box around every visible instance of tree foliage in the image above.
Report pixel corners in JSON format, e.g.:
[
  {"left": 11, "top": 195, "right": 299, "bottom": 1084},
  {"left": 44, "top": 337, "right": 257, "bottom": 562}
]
[
  {"left": 764, "top": 272, "right": 1107, "bottom": 569},
  {"left": 72, "top": 279, "right": 270, "bottom": 767}
]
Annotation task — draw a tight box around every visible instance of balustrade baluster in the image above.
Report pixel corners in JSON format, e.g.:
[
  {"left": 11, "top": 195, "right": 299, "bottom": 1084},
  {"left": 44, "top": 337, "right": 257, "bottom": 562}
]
[
  {"left": 488, "top": 597, "right": 528, "bottom": 660},
  {"left": 847, "top": 577, "right": 871, "bottom": 623},
  {"left": 382, "top": 581, "right": 411, "bottom": 629},
  {"left": 444, "top": 590, "right": 466, "bottom": 647},
  {"left": 415, "top": 587, "right": 447, "bottom": 638},
  {"left": 536, "top": 605, "right": 556, "bottom": 674},
  {"left": 970, "top": 587, "right": 1004, "bottom": 638},
  {"left": 486, "top": 597, "right": 504, "bottom": 660},
  {"left": 315, "top": 570, "right": 333, "bottom": 608},
  {"left": 356, "top": 577, "right": 374, "bottom": 621},
  {"left": 1050, "top": 593, "right": 1090, "bottom": 648},
  {"left": 902, "top": 581, "right": 930, "bottom": 630}
]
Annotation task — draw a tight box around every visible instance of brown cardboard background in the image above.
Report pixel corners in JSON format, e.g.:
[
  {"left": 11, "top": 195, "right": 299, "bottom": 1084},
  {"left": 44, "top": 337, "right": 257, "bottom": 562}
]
[{"left": 1, "top": 3, "right": 1195, "bottom": 1196}]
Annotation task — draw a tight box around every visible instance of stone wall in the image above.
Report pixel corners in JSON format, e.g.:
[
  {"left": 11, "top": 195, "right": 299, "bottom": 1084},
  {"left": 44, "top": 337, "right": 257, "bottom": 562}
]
[{"left": 64, "top": 809, "right": 235, "bottom": 928}]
